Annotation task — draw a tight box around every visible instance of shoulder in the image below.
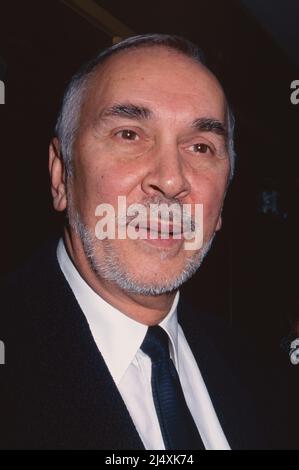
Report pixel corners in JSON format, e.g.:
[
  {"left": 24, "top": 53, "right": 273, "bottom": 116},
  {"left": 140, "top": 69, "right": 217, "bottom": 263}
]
[
  {"left": 178, "top": 297, "right": 248, "bottom": 365},
  {"left": 0, "top": 238, "right": 62, "bottom": 337},
  {"left": 178, "top": 296, "right": 292, "bottom": 449},
  {"left": 1, "top": 236, "right": 60, "bottom": 294},
  {"left": 0, "top": 236, "right": 76, "bottom": 375}
]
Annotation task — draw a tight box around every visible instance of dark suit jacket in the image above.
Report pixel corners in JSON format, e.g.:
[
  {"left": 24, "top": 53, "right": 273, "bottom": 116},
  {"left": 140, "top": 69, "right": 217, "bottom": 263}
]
[{"left": 0, "top": 238, "right": 288, "bottom": 449}]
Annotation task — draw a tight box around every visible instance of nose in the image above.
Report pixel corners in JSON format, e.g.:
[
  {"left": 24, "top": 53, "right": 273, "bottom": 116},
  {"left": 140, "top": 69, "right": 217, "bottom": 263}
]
[{"left": 141, "top": 141, "right": 191, "bottom": 200}]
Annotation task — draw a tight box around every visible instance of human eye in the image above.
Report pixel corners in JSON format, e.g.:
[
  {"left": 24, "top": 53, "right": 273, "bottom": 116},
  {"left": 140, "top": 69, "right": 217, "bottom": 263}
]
[
  {"left": 115, "top": 129, "right": 140, "bottom": 141},
  {"left": 189, "top": 142, "right": 213, "bottom": 154},
  {"left": 108, "top": 126, "right": 153, "bottom": 158}
]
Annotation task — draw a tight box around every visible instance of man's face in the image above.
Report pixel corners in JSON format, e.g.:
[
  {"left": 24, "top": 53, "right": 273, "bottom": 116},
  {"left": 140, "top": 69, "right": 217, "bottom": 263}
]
[{"left": 67, "top": 47, "right": 230, "bottom": 294}]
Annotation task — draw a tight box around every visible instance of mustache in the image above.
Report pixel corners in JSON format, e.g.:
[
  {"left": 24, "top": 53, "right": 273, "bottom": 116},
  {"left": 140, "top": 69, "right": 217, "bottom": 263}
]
[{"left": 116, "top": 196, "right": 196, "bottom": 232}]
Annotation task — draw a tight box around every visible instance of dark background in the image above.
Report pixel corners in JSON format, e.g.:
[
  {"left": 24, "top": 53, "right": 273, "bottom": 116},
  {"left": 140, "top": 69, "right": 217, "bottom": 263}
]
[{"left": 0, "top": 0, "right": 298, "bottom": 358}]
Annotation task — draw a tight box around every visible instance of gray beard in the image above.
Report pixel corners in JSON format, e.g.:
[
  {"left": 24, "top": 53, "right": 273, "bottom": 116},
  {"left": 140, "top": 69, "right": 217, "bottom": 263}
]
[{"left": 67, "top": 200, "right": 215, "bottom": 297}]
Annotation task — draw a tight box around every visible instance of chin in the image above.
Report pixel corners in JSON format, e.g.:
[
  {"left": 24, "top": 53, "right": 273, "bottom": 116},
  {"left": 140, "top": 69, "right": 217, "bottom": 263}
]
[{"left": 130, "top": 265, "right": 183, "bottom": 286}]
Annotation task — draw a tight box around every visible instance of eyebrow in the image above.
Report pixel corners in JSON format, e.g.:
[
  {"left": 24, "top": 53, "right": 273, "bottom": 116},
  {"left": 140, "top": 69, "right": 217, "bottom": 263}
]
[
  {"left": 191, "top": 117, "right": 227, "bottom": 138},
  {"left": 98, "top": 103, "right": 227, "bottom": 142},
  {"left": 100, "top": 103, "right": 153, "bottom": 120}
]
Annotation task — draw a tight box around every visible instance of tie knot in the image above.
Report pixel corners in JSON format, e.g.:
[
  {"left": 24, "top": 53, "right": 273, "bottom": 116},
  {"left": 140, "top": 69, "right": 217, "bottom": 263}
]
[{"left": 140, "top": 325, "right": 170, "bottom": 363}]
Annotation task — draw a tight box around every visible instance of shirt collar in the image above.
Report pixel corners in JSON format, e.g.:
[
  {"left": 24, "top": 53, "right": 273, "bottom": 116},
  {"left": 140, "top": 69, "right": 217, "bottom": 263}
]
[{"left": 57, "top": 238, "right": 180, "bottom": 384}]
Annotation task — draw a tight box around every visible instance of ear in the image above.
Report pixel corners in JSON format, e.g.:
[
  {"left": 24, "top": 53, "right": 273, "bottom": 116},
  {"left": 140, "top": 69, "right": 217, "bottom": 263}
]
[
  {"left": 49, "top": 138, "right": 67, "bottom": 212},
  {"left": 215, "top": 214, "right": 222, "bottom": 232}
]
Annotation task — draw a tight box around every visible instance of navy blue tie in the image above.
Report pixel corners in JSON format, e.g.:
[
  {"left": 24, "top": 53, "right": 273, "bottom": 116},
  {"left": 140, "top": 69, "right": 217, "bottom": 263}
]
[{"left": 140, "top": 325, "right": 205, "bottom": 450}]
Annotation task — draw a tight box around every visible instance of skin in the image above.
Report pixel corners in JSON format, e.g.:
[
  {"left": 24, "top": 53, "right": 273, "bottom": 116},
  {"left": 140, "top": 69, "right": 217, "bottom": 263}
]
[{"left": 49, "top": 46, "right": 230, "bottom": 325}]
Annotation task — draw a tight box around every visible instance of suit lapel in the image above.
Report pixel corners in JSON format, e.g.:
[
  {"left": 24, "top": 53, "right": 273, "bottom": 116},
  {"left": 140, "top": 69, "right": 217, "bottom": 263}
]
[
  {"left": 178, "top": 299, "right": 261, "bottom": 450},
  {"left": 32, "top": 239, "right": 145, "bottom": 449}
]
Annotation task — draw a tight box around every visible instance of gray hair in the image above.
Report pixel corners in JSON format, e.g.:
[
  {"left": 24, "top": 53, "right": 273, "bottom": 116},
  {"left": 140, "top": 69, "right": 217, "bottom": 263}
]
[{"left": 55, "top": 33, "right": 236, "bottom": 180}]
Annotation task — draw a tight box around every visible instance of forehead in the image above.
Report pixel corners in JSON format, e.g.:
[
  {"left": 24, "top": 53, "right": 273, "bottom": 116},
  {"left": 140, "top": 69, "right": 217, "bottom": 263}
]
[{"left": 83, "top": 47, "right": 226, "bottom": 122}]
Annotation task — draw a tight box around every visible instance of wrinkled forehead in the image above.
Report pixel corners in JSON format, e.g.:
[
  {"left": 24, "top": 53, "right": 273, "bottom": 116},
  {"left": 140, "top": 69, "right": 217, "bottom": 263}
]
[{"left": 82, "top": 47, "right": 227, "bottom": 124}]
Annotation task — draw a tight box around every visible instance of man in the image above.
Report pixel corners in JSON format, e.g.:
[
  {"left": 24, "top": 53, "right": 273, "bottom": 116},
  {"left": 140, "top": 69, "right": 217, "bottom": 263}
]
[{"left": 0, "top": 34, "right": 284, "bottom": 450}]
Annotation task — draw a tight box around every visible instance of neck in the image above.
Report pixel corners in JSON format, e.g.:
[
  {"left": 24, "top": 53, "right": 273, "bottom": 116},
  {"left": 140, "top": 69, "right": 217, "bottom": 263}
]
[{"left": 63, "top": 227, "right": 177, "bottom": 326}]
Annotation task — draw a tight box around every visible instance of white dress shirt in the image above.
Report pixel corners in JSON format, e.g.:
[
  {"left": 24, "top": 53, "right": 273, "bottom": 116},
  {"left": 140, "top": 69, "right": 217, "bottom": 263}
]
[{"left": 57, "top": 238, "right": 230, "bottom": 450}]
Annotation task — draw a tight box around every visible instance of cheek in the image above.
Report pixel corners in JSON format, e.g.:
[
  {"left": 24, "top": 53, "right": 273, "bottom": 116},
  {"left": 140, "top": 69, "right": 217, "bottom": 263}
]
[
  {"left": 74, "top": 159, "right": 144, "bottom": 218},
  {"left": 192, "top": 176, "right": 226, "bottom": 225},
  {"left": 94, "top": 166, "right": 142, "bottom": 206},
  {"left": 75, "top": 135, "right": 145, "bottom": 202}
]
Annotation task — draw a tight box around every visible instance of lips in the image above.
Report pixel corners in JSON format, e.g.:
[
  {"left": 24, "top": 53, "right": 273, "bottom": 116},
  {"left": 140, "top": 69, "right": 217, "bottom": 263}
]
[{"left": 137, "top": 221, "right": 183, "bottom": 238}]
